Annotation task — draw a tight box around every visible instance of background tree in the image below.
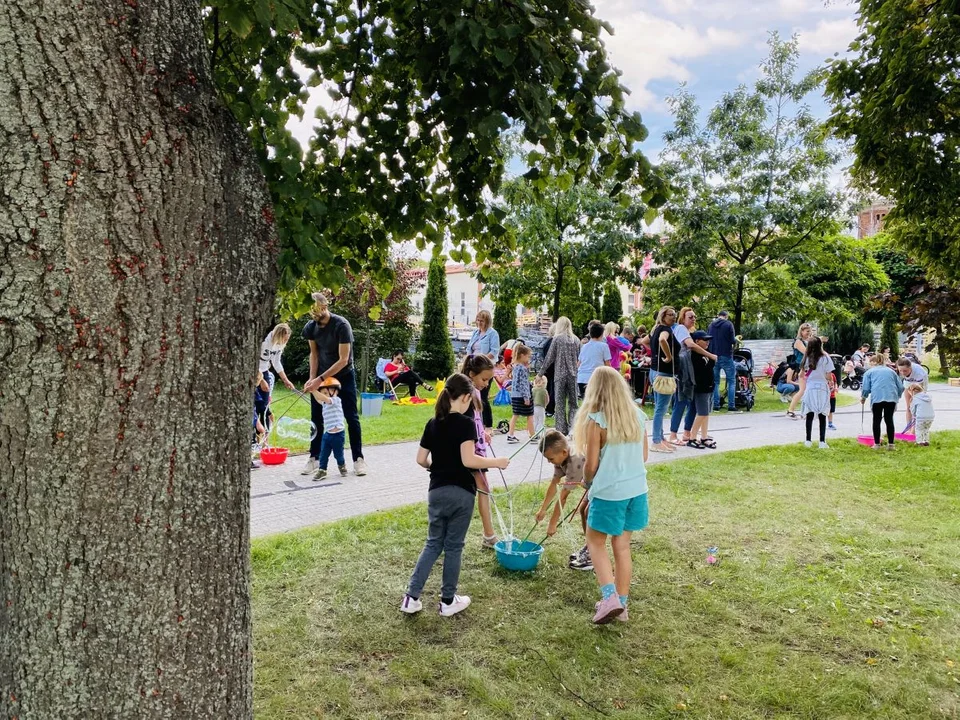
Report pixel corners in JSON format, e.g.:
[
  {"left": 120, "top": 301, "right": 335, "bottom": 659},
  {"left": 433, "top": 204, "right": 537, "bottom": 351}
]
[
  {"left": 826, "top": 0, "right": 960, "bottom": 279},
  {"left": 203, "top": 0, "right": 667, "bottom": 304},
  {"left": 492, "top": 292, "right": 518, "bottom": 344},
  {"left": 880, "top": 316, "right": 900, "bottom": 361},
  {"left": 601, "top": 283, "right": 624, "bottom": 325},
  {"left": 819, "top": 320, "right": 875, "bottom": 357},
  {"left": 415, "top": 258, "right": 456, "bottom": 380},
  {"left": 871, "top": 237, "right": 960, "bottom": 377},
  {"left": 651, "top": 34, "right": 845, "bottom": 333},
  {"left": 481, "top": 173, "right": 650, "bottom": 321}
]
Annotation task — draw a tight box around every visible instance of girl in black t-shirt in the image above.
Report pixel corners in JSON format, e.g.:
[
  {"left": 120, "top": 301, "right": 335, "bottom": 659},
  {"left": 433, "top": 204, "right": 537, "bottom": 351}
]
[{"left": 401, "top": 374, "right": 510, "bottom": 618}]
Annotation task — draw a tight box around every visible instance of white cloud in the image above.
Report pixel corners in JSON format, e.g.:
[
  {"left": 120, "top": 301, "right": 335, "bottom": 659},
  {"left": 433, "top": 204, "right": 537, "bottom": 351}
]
[
  {"left": 797, "top": 17, "right": 859, "bottom": 55},
  {"left": 595, "top": 2, "right": 745, "bottom": 110}
]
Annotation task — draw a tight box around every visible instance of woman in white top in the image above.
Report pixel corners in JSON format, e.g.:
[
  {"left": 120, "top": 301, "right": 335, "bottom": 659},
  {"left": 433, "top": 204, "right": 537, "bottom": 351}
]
[{"left": 259, "top": 323, "right": 296, "bottom": 392}]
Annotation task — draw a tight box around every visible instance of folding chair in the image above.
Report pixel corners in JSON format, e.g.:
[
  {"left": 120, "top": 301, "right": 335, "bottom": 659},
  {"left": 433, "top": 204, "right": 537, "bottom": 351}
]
[{"left": 375, "top": 358, "right": 409, "bottom": 399}]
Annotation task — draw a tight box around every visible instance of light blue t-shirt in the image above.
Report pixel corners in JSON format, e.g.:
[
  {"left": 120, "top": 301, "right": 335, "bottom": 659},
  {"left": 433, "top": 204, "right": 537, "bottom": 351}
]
[
  {"left": 577, "top": 340, "right": 612, "bottom": 384},
  {"left": 586, "top": 408, "right": 648, "bottom": 502}
]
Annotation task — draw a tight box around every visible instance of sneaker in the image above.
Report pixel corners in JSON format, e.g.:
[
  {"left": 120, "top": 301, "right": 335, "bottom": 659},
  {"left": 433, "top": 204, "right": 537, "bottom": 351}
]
[
  {"left": 313, "top": 468, "right": 328, "bottom": 481},
  {"left": 804, "top": 440, "right": 812, "bottom": 448},
  {"left": 887, "top": 443, "right": 896, "bottom": 451},
  {"left": 569, "top": 551, "right": 594, "bottom": 571},
  {"left": 301, "top": 457, "right": 319, "bottom": 475},
  {"left": 819, "top": 442, "right": 830, "bottom": 449},
  {"left": 338, "top": 464, "right": 348, "bottom": 477},
  {"left": 569, "top": 545, "right": 587, "bottom": 561},
  {"left": 828, "top": 423, "right": 837, "bottom": 430},
  {"left": 439, "top": 594, "right": 471, "bottom": 617},
  {"left": 506, "top": 435, "right": 520, "bottom": 444},
  {"left": 481, "top": 534, "right": 499, "bottom": 549},
  {"left": 592, "top": 594, "right": 624, "bottom": 624},
  {"left": 250, "top": 459, "right": 262, "bottom": 469},
  {"left": 354, "top": 458, "right": 368, "bottom": 476},
  {"left": 595, "top": 600, "right": 628, "bottom": 622},
  {"left": 400, "top": 594, "right": 422, "bottom": 614},
  {"left": 727, "top": 408, "right": 742, "bottom": 414}
]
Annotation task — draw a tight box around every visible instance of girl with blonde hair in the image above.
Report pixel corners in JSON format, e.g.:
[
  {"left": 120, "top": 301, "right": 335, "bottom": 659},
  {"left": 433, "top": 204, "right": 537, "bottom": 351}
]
[
  {"left": 258, "top": 323, "right": 296, "bottom": 393},
  {"left": 572, "top": 367, "right": 649, "bottom": 624}
]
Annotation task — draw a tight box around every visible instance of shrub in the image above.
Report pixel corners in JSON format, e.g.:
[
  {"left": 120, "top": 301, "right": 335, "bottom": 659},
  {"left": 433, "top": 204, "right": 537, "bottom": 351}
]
[{"left": 415, "top": 258, "right": 455, "bottom": 380}]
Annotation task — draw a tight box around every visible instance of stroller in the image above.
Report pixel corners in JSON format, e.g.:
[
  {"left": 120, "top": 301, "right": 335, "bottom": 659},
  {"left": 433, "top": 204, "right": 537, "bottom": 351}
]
[
  {"left": 835, "top": 354, "right": 863, "bottom": 391},
  {"left": 732, "top": 348, "right": 757, "bottom": 410}
]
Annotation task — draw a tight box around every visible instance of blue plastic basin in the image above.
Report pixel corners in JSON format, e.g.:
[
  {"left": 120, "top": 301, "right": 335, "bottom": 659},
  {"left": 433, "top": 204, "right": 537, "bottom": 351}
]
[{"left": 494, "top": 540, "right": 544, "bottom": 572}]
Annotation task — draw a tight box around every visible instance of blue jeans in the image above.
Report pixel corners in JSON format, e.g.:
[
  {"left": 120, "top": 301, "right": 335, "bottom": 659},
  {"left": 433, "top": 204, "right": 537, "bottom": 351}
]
[
  {"left": 649, "top": 370, "right": 672, "bottom": 444},
  {"left": 319, "top": 431, "right": 346, "bottom": 471},
  {"left": 407, "top": 485, "right": 476, "bottom": 600},
  {"left": 713, "top": 356, "right": 736, "bottom": 410},
  {"left": 310, "top": 368, "right": 363, "bottom": 462},
  {"left": 670, "top": 394, "right": 697, "bottom": 435},
  {"left": 776, "top": 382, "right": 799, "bottom": 395}
]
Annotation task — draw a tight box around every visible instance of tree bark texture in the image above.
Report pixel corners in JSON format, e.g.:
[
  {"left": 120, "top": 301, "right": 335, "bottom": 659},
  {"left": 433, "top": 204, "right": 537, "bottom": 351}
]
[{"left": 0, "top": 1, "right": 276, "bottom": 717}]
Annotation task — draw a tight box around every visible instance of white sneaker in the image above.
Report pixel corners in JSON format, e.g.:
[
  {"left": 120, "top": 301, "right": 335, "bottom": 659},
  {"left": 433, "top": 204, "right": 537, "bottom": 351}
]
[
  {"left": 400, "top": 594, "right": 422, "bottom": 614},
  {"left": 439, "top": 594, "right": 471, "bottom": 617},
  {"left": 804, "top": 440, "right": 812, "bottom": 448},
  {"left": 301, "top": 457, "right": 319, "bottom": 475},
  {"left": 353, "top": 457, "right": 368, "bottom": 476},
  {"left": 819, "top": 442, "right": 830, "bottom": 449}
]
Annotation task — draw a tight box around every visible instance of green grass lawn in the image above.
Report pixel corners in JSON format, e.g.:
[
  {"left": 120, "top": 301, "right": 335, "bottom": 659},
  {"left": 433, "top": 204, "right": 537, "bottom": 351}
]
[
  {"left": 252, "top": 433, "right": 960, "bottom": 719},
  {"left": 267, "top": 386, "right": 514, "bottom": 452}
]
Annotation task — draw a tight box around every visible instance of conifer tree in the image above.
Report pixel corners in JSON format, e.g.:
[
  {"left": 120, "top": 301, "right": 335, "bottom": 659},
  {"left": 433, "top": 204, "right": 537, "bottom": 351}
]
[
  {"left": 415, "top": 258, "right": 456, "bottom": 380},
  {"left": 601, "top": 283, "right": 623, "bottom": 325},
  {"left": 493, "top": 293, "right": 518, "bottom": 345}
]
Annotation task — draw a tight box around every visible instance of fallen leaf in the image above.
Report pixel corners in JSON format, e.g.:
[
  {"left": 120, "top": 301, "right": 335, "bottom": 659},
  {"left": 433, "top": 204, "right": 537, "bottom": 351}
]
[
  {"left": 675, "top": 702, "right": 687, "bottom": 710},
  {"left": 947, "top": 660, "right": 955, "bottom": 668},
  {"left": 866, "top": 658, "right": 878, "bottom": 666}
]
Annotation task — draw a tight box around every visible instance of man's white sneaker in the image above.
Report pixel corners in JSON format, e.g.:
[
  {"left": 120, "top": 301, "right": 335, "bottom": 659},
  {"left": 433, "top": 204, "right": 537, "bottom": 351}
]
[
  {"left": 804, "top": 440, "right": 812, "bottom": 448},
  {"left": 354, "top": 457, "right": 368, "bottom": 476},
  {"left": 400, "top": 594, "right": 422, "bottom": 614},
  {"left": 819, "top": 442, "right": 830, "bottom": 449},
  {"left": 301, "top": 457, "right": 319, "bottom": 475},
  {"left": 439, "top": 595, "right": 471, "bottom": 617}
]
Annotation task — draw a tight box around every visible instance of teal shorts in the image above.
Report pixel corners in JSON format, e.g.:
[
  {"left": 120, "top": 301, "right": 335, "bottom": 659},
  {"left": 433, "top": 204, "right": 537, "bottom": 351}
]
[{"left": 587, "top": 494, "right": 649, "bottom": 537}]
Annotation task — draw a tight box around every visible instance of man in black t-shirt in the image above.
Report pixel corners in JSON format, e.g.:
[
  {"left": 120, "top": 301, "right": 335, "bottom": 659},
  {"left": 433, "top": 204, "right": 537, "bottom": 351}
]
[
  {"left": 707, "top": 310, "right": 738, "bottom": 412},
  {"left": 300, "top": 292, "right": 366, "bottom": 476}
]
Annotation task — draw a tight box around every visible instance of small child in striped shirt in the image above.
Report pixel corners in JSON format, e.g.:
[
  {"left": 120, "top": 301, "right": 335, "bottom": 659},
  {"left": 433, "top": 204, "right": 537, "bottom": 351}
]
[{"left": 304, "top": 376, "right": 347, "bottom": 480}]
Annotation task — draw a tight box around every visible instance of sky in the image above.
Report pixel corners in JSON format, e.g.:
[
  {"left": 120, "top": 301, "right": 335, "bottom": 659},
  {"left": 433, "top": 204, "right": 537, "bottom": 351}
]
[{"left": 592, "top": 0, "right": 860, "bottom": 159}]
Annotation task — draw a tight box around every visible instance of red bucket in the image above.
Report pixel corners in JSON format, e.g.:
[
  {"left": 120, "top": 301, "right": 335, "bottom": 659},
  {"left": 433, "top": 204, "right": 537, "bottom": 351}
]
[{"left": 260, "top": 447, "right": 289, "bottom": 465}]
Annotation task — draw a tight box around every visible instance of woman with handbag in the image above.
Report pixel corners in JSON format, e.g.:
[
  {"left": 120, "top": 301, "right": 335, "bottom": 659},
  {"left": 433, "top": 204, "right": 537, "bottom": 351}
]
[{"left": 648, "top": 306, "right": 680, "bottom": 453}]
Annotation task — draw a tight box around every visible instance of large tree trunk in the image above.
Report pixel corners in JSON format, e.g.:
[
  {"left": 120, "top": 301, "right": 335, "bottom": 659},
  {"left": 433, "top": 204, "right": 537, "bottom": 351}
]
[{"left": 0, "top": 1, "right": 276, "bottom": 717}]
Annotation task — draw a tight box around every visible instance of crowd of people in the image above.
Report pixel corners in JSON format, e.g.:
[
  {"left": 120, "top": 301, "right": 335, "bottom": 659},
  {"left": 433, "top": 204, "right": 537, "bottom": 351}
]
[{"left": 250, "top": 296, "right": 938, "bottom": 624}]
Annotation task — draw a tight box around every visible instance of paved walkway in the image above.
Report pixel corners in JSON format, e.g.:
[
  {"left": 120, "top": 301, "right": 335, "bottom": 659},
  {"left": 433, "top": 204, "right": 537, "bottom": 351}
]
[{"left": 251, "top": 385, "right": 960, "bottom": 537}]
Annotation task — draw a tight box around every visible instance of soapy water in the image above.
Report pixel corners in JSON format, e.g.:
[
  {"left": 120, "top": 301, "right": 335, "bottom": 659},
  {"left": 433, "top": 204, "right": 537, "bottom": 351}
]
[{"left": 273, "top": 417, "right": 318, "bottom": 444}]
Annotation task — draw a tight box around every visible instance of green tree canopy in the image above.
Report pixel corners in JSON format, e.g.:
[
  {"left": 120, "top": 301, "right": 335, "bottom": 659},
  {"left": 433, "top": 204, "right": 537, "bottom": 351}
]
[
  {"left": 651, "top": 34, "right": 850, "bottom": 333},
  {"left": 203, "top": 0, "right": 666, "bottom": 308},
  {"left": 481, "top": 172, "right": 650, "bottom": 321},
  {"left": 826, "top": 0, "right": 960, "bottom": 279},
  {"left": 871, "top": 234, "right": 960, "bottom": 376}
]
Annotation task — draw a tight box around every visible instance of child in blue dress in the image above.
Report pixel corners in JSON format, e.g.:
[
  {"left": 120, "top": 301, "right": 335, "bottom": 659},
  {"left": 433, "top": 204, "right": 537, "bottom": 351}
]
[{"left": 572, "top": 366, "right": 649, "bottom": 624}]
